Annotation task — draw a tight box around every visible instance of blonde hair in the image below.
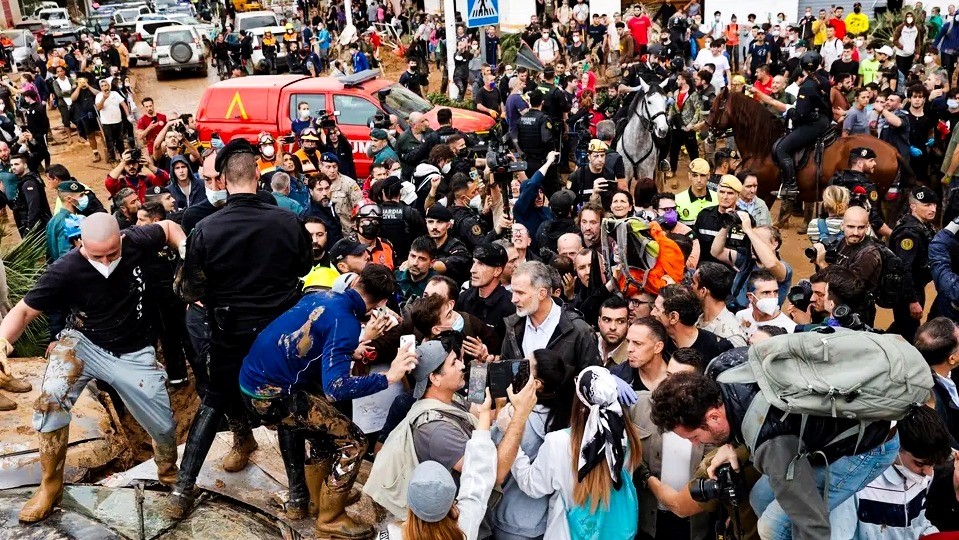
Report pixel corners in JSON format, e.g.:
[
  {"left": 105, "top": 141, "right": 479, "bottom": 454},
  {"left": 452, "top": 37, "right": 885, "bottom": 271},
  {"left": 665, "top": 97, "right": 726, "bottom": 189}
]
[
  {"left": 402, "top": 509, "right": 465, "bottom": 540},
  {"left": 569, "top": 396, "right": 643, "bottom": 512},
  {"left": 822, "top": 185, "right": 850, "bottom": 217}
]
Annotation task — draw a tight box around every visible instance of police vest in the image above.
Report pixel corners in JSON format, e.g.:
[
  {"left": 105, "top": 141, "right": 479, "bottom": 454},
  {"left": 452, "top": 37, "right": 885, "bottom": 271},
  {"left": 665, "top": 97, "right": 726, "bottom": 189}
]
[
  {"left": 380, "top": 203, "right": 411, "bottom": 254},
  {"left": 675, "top": 188, "right": 718, "bottom": 225},
  {"left": 517, "top": 111, "right": 551, "bottom": 157}
]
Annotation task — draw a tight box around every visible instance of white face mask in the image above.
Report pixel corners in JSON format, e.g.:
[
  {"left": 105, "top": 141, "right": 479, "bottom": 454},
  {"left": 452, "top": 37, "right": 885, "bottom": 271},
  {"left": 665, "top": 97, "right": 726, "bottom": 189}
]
[
  {"left": 755, "top": 297, "right": 780, "bottom": 316},
  {"left": 261, "top": 145, "right": 276, "bottom": 158},
  {"left": 207, "top": 189, "right": 228, "bottom": 206},
  {"left": 894, "top": 460, "right": 929, "bottom": 484},
  {"left": 441, "top": 162, "right": 451, "bottom": 174},
  {"left": 469, "top": 194, "right": 483, "bottom": 211},
  {"left": 299, "top": 109, "right": 310, "bottom": 119},
  {"left": 925, "top": 55, "right": 934, "bottom": 64},
  {"left": 88, "top": 257, "right": 121, "bottom": 278}
]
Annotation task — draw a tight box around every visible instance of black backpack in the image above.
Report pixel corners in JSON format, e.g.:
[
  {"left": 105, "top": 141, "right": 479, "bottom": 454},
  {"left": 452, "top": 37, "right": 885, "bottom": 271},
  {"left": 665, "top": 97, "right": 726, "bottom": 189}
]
[{"left": 874, "top": 242, "right": 907, "bottom": 309}]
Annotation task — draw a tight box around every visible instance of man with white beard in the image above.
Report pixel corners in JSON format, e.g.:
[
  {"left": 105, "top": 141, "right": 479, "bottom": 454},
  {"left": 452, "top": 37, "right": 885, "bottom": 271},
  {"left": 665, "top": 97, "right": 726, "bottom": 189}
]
[{"left": 499, "top": 261, "right": 601, "bottom": 372}]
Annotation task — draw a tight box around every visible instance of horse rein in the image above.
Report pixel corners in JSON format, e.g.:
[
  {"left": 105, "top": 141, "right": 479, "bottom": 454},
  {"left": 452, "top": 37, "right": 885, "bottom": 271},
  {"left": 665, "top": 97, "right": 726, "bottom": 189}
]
[{"left": 620, "top": 87, "right": 669, "bottom": 171}]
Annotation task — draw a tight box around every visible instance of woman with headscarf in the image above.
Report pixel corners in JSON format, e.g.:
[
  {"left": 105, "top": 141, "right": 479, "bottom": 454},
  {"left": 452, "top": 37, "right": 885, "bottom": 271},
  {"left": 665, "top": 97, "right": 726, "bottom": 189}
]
[{"left": 510, "top": 366, "right": 643, "bottom": 540}]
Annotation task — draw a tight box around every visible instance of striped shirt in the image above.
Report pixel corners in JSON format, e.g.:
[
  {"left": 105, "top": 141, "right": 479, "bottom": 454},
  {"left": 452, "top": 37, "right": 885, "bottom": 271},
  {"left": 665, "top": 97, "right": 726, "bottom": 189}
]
[{"left": 852, "top": 466, "right": 938, "bottom": 539}]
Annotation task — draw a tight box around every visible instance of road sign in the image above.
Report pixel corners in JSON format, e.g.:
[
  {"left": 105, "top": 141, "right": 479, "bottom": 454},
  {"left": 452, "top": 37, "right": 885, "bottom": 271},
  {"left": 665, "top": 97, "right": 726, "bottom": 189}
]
[{"left": 465, "top": 0, "right": 498, "bottom": 28}]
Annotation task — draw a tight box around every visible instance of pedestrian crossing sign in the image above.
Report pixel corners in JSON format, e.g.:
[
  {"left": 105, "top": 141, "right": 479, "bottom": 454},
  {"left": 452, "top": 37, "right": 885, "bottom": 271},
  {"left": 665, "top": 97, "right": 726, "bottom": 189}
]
[{"left": 466, "top": 0, "right": 499, "bottom": 28}]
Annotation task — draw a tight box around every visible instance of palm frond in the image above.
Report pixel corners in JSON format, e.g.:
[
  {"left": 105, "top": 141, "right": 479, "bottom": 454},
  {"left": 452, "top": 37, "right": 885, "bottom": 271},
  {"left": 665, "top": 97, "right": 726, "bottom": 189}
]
[{"left": 3, "top": 228, "right": 49, "bottom": 356}]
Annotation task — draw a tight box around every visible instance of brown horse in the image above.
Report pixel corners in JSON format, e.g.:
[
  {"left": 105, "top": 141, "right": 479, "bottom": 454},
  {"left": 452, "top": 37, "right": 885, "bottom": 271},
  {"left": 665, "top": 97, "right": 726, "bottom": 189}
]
[{"left": 705, "top": 89, "right": 907, "bottom": 208}]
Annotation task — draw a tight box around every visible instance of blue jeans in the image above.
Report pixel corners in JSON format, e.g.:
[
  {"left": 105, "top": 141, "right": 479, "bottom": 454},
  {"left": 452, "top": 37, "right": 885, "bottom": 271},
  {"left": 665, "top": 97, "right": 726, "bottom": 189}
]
[{"left": 749, "top": 434, "right": 900, "bottom": 540}]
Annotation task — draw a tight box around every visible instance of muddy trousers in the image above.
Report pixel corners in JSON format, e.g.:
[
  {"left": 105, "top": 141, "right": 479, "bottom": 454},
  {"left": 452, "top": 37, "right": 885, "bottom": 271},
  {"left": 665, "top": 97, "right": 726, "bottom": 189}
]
[
  {"left": 244, "top": 391, "right": 367, "bottom": 494},
  {"left": 33, "top": 329, "right": 176, "bottom": 452}
]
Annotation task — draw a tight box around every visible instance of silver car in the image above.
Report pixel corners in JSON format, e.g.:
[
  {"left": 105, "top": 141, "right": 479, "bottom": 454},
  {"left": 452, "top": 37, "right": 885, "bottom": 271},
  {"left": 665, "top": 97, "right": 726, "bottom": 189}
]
[
  {"left": 152, "top": 25, "right": 206, "bottom": 79},
  {"left": 0, "top": 30, "right": 39, "bottom": 71}
]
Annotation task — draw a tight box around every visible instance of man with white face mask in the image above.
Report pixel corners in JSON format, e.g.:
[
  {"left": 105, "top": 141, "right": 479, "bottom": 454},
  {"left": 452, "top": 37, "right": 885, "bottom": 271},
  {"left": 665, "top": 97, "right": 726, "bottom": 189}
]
[
  {"left": 0, "top": 212, "right": 186, "bottom": 523},
  {"left": 734, "top": 269, "right": 797, "bottom": 336},
  {"left": 842, "top": 405, "right": 950, "bottom": 538}
]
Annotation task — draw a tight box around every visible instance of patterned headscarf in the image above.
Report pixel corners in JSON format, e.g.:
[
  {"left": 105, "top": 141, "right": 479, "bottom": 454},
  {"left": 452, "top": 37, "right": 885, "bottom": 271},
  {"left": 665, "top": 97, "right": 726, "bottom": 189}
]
[{"left": 575, "top": 366, "right": 628, "bottom": 489}]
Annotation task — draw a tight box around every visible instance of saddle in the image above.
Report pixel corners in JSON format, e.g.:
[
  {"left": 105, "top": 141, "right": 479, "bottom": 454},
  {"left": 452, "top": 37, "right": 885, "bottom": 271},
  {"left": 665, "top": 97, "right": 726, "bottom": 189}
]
[{"left": 791, "top": 125, "right": 839, "bottom": 170}]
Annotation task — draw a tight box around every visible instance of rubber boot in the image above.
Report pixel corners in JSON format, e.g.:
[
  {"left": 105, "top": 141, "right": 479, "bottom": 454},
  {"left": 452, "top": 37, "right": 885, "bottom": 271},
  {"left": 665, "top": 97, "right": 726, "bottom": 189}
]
[
  {"left": 19, "top": 426, "right": 69, "bottom": 523},
  {"left": 163, "top": 404, "right": 221, "bottom": 519},
  {"left": 776, "top": 156, "right": 800, "bottom": 200},
  {"left": 278, "top": 427, "right": 309, "bottom": 520},
  {"left": 154, "top": 441, "right": 179, "bottom": 487},
  {"left": 0, "top": 392, "right": 16, "bottom": 411},
  {"left": 1, "top": 375, "right": 32, "bottom": 393},
  {"left": 221, "top": 418, "right": 258, "bottom": 473},
  {"left": 315, "top": 482, "right": 374, "bottom": 539},
  {"left": 304, "top": 459, "right": 328, "bottom": 518}
]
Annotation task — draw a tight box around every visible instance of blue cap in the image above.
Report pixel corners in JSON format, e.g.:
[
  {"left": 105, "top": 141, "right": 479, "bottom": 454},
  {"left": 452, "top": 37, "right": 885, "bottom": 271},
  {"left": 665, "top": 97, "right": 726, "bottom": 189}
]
[{"left": 321, "top": 152, "right": 339, "bottom": 164}]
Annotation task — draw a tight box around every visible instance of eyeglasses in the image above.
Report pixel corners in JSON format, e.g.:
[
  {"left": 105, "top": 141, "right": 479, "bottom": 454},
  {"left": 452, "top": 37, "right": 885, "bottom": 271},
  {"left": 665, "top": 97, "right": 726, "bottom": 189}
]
[{"left": 628, "top": 298, "right": 654, "bottom": 307}]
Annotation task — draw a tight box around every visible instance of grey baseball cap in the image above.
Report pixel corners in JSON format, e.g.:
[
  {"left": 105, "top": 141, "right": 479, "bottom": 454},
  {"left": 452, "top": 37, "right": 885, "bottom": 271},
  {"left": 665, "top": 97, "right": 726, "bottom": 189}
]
[
  {"left": 407, "top": 460, "right": 457, "bottom": 522},
  {"left": 411, "top": 340, "right": 450, "bottom": 399}
]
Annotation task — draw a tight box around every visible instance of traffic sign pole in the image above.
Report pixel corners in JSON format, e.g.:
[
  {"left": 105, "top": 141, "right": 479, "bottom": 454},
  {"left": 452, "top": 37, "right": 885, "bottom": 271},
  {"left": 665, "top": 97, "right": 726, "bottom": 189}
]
[{"left": 444, "top": 0, "right": 457, "bottom": 100}]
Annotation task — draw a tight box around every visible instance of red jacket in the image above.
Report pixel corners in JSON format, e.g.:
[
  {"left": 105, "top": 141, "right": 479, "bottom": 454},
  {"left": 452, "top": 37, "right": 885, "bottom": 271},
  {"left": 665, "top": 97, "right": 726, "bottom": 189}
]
[{"left": 105, "top": 169, "right": 170, "bottom": 201}]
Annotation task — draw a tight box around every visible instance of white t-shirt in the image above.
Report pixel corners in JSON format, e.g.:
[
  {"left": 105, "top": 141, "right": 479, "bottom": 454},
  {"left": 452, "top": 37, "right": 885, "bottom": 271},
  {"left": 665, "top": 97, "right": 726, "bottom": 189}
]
[
  {"left": 96, "top": 91, "right": 124, "bottom": 125},
  {"left": 735, "top": 308, "right": 797, "bottom": 336},
  {"left": 694, "top": 51, "right": 731, "bottom": 93},
  {"left": 573, "top": 3, "right": 590, "bottom": 23},
  {"left": 534, "top": 38, "right": 559, "bottom": 64}
]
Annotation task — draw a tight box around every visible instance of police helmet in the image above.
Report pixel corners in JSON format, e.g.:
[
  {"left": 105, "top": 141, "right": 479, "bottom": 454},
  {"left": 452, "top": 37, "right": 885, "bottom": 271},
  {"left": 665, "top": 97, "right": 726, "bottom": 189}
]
[{"left": 800, "top": 51, "right": 822, "bottom": 73}]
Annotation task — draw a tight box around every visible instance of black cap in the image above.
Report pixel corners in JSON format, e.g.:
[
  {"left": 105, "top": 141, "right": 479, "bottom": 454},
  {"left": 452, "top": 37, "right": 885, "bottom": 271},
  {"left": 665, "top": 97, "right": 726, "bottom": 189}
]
[
  {"left": 425, "top": 205, "right": 453, "bottom": 221},
  {"left": 912, "top": 185, "right": 940, "bottom": 204},
  {"left": 329, "top": 239, "right": 368, "bottom": 264},
  {"left": 215, "top": 137, "right": 257, "bottom": 173},
  {"left": 474, "top": 243, "right": 507, "bottom": 267},
  {"left": 851, "top": 147, "right": 877, "bottom": 159},
  {"left": 381, "top": 175, "right": 403, "bottom": 191},
  {"left": 147, "top": 185, "right": 171, "bottom": 197}
]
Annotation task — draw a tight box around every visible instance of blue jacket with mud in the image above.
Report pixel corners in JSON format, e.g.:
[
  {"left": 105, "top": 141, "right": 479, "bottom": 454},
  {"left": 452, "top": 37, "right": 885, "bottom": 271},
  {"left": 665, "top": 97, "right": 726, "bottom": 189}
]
[{"left": 239, "top": 289, "right": 388, "bottom": 401}]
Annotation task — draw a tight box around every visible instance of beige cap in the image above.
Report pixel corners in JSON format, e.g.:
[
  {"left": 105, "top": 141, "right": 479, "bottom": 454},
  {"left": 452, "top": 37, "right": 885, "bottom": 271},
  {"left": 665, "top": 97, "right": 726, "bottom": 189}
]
[
  {"left": 688, "top": 158, "right": 711, "bottom": 175},
  {"left": 718, "top": 174, "right": 743, "bottom": 193}
]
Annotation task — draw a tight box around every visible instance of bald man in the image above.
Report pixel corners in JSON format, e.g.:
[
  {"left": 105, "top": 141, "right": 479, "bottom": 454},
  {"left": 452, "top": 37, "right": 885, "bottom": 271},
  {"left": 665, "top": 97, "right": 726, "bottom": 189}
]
[
  {"left": 557, "top": 232, "right": 584, "bottom": 260},
  {"left": 396, "top": 110, "right": 431, "bottom": 181},
  {"left": 817, "top": 205, "right": 882, "bottom": 323},
  {"left": 0, "top": 212, "right": 186, "bottom": 523}
]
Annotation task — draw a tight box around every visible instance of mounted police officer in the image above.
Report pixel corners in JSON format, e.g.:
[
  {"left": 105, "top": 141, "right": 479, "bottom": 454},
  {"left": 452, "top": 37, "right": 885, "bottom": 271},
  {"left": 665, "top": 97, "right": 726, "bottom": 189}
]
[
  {"left": 888, "top": 186, "right": 938, "bottom": 341},
  {"left": 517, "top": 90, "right": 559, "bottom": 195},
  {"left": 773, "top": 51, "right": 832, "bottom": 199},
  {"left": 829, "top": 147, "right": 891, "bottom": 237}
]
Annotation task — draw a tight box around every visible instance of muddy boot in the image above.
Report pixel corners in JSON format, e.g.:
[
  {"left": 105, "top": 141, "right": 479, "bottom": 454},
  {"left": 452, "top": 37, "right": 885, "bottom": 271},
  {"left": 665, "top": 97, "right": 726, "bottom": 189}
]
[
  {"left": 0, "top": 392, "right": 16, "bottom": 411},
  {"left": 278, "top": 427, "right": 309, "bottom": 520},
  {"left": 153, "top": 441, "right": 179, "bottom": 487},
  {"left": 221, "top": 420, "right": 258, "bottom": 473},
  {"left": 0, "top": 375, "right": 32, "bottom": 393},
  {"left": 19, "top": 426, "right": 69, "bottom": 523},
  {"left": 164, "top": 404, "right": 221, "bottom": 519},
  {"left": 305, "top": 458, "right": 360, "bottom": 517},
  {"left": 315, "top": 482, "right": 374, "bottom": 539}
]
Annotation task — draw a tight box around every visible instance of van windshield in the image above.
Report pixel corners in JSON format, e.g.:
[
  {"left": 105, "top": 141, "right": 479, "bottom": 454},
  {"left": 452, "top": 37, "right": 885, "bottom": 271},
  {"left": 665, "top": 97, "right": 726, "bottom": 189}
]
[
  {"left": 0, "top": 32, "right": 28, "bottom": 48},
  {"left": 381, "top": 83, "right": 432, "bottom": 118},
  {"left": 237, "top": 15, "right": 279, "bottom": 31},
  {"left": 40, "top": 11, "right": 66, "bottom": 20},
  {"left": 157, "top": 29, "right": 194, "bottom": 45}
]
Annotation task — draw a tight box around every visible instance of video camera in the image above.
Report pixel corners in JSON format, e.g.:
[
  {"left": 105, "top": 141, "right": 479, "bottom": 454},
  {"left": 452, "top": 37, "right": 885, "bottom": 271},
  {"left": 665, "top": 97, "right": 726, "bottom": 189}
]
[
  {"left": 804, "top": 236, "right": 842, "bottom": 264},
  {"left": 316, "top": 109, "right": 338, "bottom": 130},
  {"left": 689, "top": 464, "right": 747, "bottom": 506},
  {"left": 368, "top": 111, "right": 390, "bottom": 131},
  {"left": 484, "top": 120, "right": 526, "bottom": 175},
  {"left": 720, "top": 212, "right": 753, "bottom": 251},
  {"left": 833, "top": 304, "right": 873, "bottom": 332}
]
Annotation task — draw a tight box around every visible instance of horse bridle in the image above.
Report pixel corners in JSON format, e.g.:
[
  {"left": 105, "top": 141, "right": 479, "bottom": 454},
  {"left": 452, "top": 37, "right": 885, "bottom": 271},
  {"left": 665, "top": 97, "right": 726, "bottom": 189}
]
[
  {"left": 704, "top": 90, "right": 728, "bottom": 136},
  {"left": 620, "top": 86, "right": 669, "bottom": 171}
]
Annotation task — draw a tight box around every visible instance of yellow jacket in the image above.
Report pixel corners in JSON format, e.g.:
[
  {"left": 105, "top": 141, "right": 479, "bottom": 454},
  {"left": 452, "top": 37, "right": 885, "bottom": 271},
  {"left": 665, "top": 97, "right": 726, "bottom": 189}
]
[
  {"left": 845, "top": 12, "right": 869, "bottom": 35},
  {"left": 813, "top": 19, "right": 829, "bottom": 45}
]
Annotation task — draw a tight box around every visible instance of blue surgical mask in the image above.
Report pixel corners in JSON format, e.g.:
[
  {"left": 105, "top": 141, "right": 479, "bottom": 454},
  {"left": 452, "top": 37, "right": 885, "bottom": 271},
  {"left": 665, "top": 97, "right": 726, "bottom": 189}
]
[
  {"left": 451, "top": 312, "right": 465, "bottom": 332},
  {"left": 211, "top": 137, "right": 224, "bottom": 150},
  {"left": 948, "top": 99, "right": 959, "bottom": 109},
  {"left": 77, "top": 194, "right": 89, "bottom": 211}
]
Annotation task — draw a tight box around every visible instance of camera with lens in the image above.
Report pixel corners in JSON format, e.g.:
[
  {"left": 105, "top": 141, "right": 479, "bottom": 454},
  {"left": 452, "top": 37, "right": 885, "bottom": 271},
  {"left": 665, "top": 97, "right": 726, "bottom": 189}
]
[
  {"left": 367, "top": 111, "right": 389, "bottom": 131},
  {"left": 128, "top": 147, "right": 142, "bottom": 163},
  {"left": 833, "top": 304, "right": 873, "bottom": 331},
  {"left": 804, "top": 236, "right": 842, "bottom": 264},
  {"left": 689, "top": 464, "right": 746, "bottom": 506},
  {"left": 485, "top": 120, "right": 526, "bottom": 174},
  {"left": 316, "top": 109, "right": 337, "bottom": 130},
  {"left": 720, "top": 212, "right": 753, "bottom": 251}
]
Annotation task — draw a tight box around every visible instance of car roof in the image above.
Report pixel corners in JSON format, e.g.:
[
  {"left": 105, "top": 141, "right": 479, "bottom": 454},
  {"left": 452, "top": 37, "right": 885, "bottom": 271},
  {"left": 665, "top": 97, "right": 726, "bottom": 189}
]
[{"left": 154, "top": 24, "right": 195, "bottom": 34}]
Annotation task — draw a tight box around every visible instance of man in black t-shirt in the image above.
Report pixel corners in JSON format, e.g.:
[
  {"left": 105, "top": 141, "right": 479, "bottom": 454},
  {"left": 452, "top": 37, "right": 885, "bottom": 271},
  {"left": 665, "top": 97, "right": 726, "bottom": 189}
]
[
  {"left": 474, "top": 70, "right": 502, "bottom": 119},
  {"left": 0, "top": 213, "right": 186, "bottom": 523},
  {"left": 652, "top": 283, "right": 734, "bottom": 363}
]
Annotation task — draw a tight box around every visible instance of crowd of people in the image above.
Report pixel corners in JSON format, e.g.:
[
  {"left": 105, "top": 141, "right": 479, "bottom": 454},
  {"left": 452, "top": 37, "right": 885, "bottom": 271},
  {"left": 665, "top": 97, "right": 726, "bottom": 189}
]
[{"left": 6, "top": 0, "right": 959, "bottom": 540}]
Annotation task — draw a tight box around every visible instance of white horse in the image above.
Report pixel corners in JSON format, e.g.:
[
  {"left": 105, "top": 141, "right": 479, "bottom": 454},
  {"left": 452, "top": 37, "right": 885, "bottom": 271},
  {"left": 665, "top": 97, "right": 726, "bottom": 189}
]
[{"left": 614, "top": 78, "right": 670, "bottom": 190}]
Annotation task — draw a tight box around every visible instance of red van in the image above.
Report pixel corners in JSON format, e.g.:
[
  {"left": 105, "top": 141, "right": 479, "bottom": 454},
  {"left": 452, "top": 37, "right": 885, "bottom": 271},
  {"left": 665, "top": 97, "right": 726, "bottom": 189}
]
[{"left": 194, "top": 70, "right": 496, "bottom": 178}]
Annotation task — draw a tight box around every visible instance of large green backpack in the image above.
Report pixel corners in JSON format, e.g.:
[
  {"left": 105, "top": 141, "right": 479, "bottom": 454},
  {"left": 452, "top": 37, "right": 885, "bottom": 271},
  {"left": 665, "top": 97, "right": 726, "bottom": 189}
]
[{"left": 716, "top": 328, "right": 933, "bottom": 460}]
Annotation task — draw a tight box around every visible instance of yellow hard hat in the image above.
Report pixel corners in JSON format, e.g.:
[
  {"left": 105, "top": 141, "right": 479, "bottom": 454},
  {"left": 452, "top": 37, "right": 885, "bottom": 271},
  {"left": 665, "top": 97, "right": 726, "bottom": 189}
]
[
  {"left": 587, "top": 139, "right": 609, "bottom": 153},
  {"left": 285, "top": 23, "right": 294, "bottom": 31},
  {"left": 303, "top": 265, "right": 340, "bottom": 290}
]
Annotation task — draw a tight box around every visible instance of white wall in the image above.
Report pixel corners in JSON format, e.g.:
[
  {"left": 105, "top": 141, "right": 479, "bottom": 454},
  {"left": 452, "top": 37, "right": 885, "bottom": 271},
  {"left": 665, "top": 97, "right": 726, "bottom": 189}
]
[
  {"left": 705, "top": 0, "right": 802, "bottom": 24},
  {"left": 590, "top": 0, "right": 621, "bottom": 17}
]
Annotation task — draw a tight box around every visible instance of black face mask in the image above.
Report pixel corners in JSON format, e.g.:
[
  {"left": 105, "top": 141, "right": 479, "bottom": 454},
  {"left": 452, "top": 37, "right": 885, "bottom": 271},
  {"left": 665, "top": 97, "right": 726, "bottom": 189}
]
[
  {"left": 854, "top": 6, "right": 861, "bottom": 13},
  {"left": 457, "top": 148, "right": 469, "bottom": 159},
  {"left": 359, "top": 220, "right": 381, "bottom": 239}
]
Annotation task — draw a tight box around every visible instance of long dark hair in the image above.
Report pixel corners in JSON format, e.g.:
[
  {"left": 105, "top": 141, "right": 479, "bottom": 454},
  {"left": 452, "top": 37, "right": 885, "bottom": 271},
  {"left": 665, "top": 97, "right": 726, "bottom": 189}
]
[{"left": 533, "top": 349, "right": 574, "bottom": 432}]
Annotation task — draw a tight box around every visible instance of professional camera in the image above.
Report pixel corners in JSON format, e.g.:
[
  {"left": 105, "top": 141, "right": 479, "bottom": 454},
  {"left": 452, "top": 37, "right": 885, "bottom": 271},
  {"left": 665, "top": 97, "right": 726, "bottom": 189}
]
[
  {"left": 128, "top": 147, "right": 142, "bottom": 163},
  {"left": 787, "top": 281, "right": 813, "bottom": 312},
  {"left": 833, "top": 304, "right": 873, "bottom": 331},
  {"left": 804, "top": 236, "right": 842, "bottom": 264},
  {"left": 367, "top": 111, "right": 390, "bottom": 131},
  {"left": 720, "top": 212, "right": 753, "bottom": 251},
  {"left": 689, "top": 464, "right": 747, "bottom": 506},
  {"left": 316, "top": 109, "right": 337, "bottom": 130},
  {"left": 485, "top": 120, "right": 526, "bottom": 174}
]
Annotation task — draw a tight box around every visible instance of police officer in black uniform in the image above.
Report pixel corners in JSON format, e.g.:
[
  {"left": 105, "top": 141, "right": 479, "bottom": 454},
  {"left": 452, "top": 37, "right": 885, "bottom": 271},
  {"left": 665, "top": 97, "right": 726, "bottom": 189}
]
[
  {"left": 887, "top": 186, "right": 938, "bottom": 342},
  {"left": 405, "top": 107, "right": 465, "bottom": 165},
  {"left": 166, "top": 138, "right": 313, "bottom": 518},
  {"left": 773, "top": 50, "right": 832, "bottom": 199},
  {"left": 373, "top": 175, "right": 426, "bottom": 261},
  {"left": 828, "top": 147, "right": 890, "bottom": 237},
  {"left": 447, "top": 174, "right": 491, "bottom": 251},
  {"left": 517, "top": 90, "right": 559, "bottom": 195}
]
